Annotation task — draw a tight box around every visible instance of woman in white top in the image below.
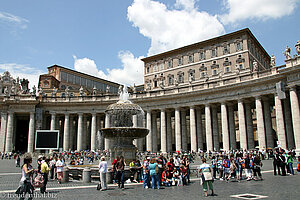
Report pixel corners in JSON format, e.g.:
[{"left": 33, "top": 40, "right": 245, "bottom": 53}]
[
  {"left": 56, "top": 156, "right": 65, "bottom": 184},
  {"left": 17, "top": 154, "right": 35, "bottom": 200},
  {"left": 98, "top": 156, "right": 107, "bottom": 191}
]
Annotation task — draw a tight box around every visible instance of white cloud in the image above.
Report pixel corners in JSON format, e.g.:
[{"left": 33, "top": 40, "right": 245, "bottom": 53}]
[
  {"left": 73, "top": 53, "right": 144, "bottom": 86},
  {"left": 0, "top": 63, "right": 45, "bottom": 89},
  {"left": 127, "top": 0, "right": 225, "bottom": 56},
  {"left": 0, "top": 11, "right": 29, "bottom": 29},
  {"left": 221, "top": 0, "right": 299, "bottom": 24}
]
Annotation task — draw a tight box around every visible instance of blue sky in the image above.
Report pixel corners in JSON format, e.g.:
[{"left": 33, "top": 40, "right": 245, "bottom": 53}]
[{"left": 0, "top": 0, "right": 299, "bottom": 88}]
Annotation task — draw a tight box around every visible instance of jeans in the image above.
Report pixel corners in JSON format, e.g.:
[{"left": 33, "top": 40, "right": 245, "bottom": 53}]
[
  {"left": 40, "top": 173, "right": 48, "bottom": 193},
  {"left": 143, "top": 173, "right": 150, "bottom": 188},
  {"left": 116, "top": 171, "right": 124, "bottom": 188},
  {"left": 151, "top": 174, "right": 160, "bottom": 189},
  {"left": 288, "top": 163, "right": 294, "bottom": 175},
  {"left": 212, "top": 167, "right": 217, "bottom": 179}
]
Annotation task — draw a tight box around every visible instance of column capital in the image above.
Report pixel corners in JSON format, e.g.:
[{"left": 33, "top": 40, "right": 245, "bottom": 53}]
[
  {"left": 238, "top": 99, "right": 244, "bottom": 103},
  {"left": 49, "top": 111, "right": 56, "bottom": 115},
  {"left": 255, "top": 96, "right": 262, "bottom": 101},
  {"left": 288, "top": 85, "right": 297, "bottom": 92}
]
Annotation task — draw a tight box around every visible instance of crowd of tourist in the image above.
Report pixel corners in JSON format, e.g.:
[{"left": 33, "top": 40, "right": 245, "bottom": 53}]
[{"left": 2, "top": 147, "right": 300, "bottom": 199}]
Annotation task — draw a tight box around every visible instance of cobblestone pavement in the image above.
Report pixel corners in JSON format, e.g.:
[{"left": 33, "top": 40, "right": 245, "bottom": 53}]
[{"left": 0, "top": 159, "right": 299, "bottom": 200}]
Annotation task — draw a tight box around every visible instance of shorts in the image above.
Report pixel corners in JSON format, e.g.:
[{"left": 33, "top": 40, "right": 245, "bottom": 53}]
[{"left": 202, "top": 180, "right": 213, "bottom": 191}]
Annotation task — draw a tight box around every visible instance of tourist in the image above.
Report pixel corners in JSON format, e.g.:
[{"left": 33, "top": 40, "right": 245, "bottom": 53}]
[
  {"left": 40, "top": 157, "right": 51, "bottom": 193},
  {"left": 173, "top": 155, "right": 181, "bottom": 170},
  {"left": 56, "top": 156, "right": 65, "bottom": 184},
  {"left": 217, "top": 156, "right": 223, "bottom": 180},
  {"left": 49, "top": 156, "right": 57, "bottom": 180},
  {"left": 98, "top": 156, "right": 107, "bottom": 191},
  {"left": 129, "top": 159, "right": 138, "bottom": 182},
  {"left": 279, "top": 152, "right": 287, "bottom": 176},
  {"left": 136, "top": 160, "right": 143, "bottom": 183},
  {"left": 253, "top": 154, "right": 263, "bottom": 181},
  {"left": 143, "top": 157, "right": 151, "bottom": 189},
  {"left": 245, "top": 154, "right": 252, "bottom": 181},
  {"left": 16, "top": 154, "right": 35, "bottom": 200},
  {"left": 211, "top": 156, "right": 217, "bottom": 180},
  {"left": 287, "top": 152, "right": 294, "bottom": 175},
  {"left": 111, "top": 156, "right": 119, "bottom": 184},
  {"left": 199, "top": 158, "right": 215, "bottom": 197},
  {"left": 149, "top": 158, "right": 160, "bottom": 189},
  {"left": 223, "top": 156, "right": 231, "bottom": 182},
  {"left": 16, "top": 155, "right": 21, "bottom": 167},
  {"left": 115, "top": 156, "right": 125, "bottom": 190},
  {"left": 273, "top": 151, "right": 281, "bottom": 175},
  {"left": 161, "top": 167, "right": 171, "bottom": 187},
  {"left": 172, "top": 168, "right": 180, "bottom": 186}
]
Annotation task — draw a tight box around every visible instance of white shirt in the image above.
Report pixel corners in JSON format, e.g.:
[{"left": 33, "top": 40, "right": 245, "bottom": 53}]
[
  {"left": 56, "top": 160, "right": 65, "bottom": 172},
  {"left": 99, "top": 161, "right": 107, "bottom": 173}
]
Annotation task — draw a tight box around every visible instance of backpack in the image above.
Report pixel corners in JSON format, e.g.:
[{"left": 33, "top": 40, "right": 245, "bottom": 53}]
[
  {"left": 297, "top": 161, "right": 300, "bottom": 172},
  {"left": 224, "top": 160, "right": 229, "bottom": 168},
  {"left": 33, "top": 173, "right": 44, "bottom": 188}
]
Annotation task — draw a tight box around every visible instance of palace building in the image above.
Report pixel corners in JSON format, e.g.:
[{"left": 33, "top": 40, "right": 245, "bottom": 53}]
[{"left": 0, "top": 28, "right": 299, "bottom": 154}]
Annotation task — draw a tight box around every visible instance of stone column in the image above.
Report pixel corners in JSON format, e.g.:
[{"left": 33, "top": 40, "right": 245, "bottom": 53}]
[
  {"left": 181, "top": 109, "right": 188, "bottom": 151},
  {"left": 263, "top": 99, "right": 274, "bottom": 148},
  {"left": 228, "top": 104, "right": 236, "bottom": 150},
  {"left": 77, "top": 113, "right": 83, "bottom": 151},
  {"left": 238, "top": 100, "right": 248, "bottom": 150},
  {"left": 175, "top": 107, "right": 182, "bottom": 151},
  {"left": 146, "top": 111, "right": 152, "bottom": 152},
  {"left": 0, "top": 112, "right": 8, "bottom": 152},
  {"left": 63, "top": 113, "right": 70, "bottom": 151},
  {"left": 5, "top": 112, "right": 14, "bottom": 152},
  {"left": 69, "top": 116, "right": 74, "bottom": 151},
  {"left": 166, "top": 110, "right": 172, "bottom": 152},
  {"left": 275, "top": 95, "right": 287, "bottom": 149},
  {"left": 152, "top": 112, "right": 158, "bottom": 152},
  {"left": 160, "top": 109, "right": 167, "bottom": 153},
  {"left": 283, "top": 98, "right": 294, "bottom": 149},
  {"left": 221, "top": 102, "right": 230, "bottom": 152},
  {"left": 212, "top": 105, "right": 219, "bottom": 151},
  {"left": 104, "top": 114, "right": 110, "bottom": 150},
  {"left": 245, "top": 102, "right": 255, "bottom": 149},
  {"left": 91, "top": 113, "right": 97, "bottom": 151},
  {"left": 27, "top": 112, "right": 35, "bottom": 153},
  {"left": 190, "top": 106, "right": 197, "bottom": 152},
  {"left": 82, "top": 116, "right": 88, "bottom": 150},
  {"left": 256, "top": 97, "right": 266, "bottom": 150},
  {"left": 205, "top": 104, "right": 213, "bottom": 152},
  {"left": 97, "top": 115, "right": 104, "bottom": 150},
  {"left": 290, "top": 87, "right": 300, "bottom": 151},
  {"left": 196, "top": 108, "right": 204, "bottom": 150},
  {"left": 50, "top": 113, "right": 56, "bottom": 130}
]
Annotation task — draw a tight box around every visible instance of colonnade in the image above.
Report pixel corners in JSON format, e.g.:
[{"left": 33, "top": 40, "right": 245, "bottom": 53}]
[
  {"left": 145, "top": 87, "right": 300, "bottom": 153},
  {"left": 0, "top": 86, "right": 299, "bottom": 153}
]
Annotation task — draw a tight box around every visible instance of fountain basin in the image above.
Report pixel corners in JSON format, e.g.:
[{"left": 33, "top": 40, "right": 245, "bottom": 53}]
[{"left": 102, "top": 127, "right": 149, "bottom": 139}]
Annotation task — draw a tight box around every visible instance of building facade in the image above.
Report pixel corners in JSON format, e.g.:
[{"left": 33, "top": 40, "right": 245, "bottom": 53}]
[{"left": 0, "top": 29, "right": 300, "bottom": 154}]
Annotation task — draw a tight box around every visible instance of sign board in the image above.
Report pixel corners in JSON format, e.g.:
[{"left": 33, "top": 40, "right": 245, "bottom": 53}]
[{"left": 35, "top": 130, "right": 59, "bottom": 150}]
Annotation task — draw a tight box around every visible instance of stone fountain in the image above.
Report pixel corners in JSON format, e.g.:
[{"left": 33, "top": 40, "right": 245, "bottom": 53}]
[{"left": 101, "top": 86, "right": 149, "bottom": 164}]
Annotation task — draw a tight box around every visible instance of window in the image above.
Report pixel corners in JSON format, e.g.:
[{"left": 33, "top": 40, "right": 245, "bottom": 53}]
[
  {"left": 75, "top": 76, "right": 80, "bottom": 85},
  {"left": 225, "top": 66, "right": 230, "bottom": 72},
  {"left": 61, "top": 71, "right": 67, "bottom": 81},
  {"left": 60, "top": 85, "right": 66, "bottom": 90},
  {"left": 201, "top": 72, "right": 206, "bottom": 78},
  {"left": 160, "top": 63, "right": 164, "bottom": 70},
  {"left": 223, "top": 44, "right": 230, "bottom": 54},
  {"left": 213, "top": 69, "right": 218, "bottom": 75},
  {"left": 213, "top": 60, "right": 217, "bottom": 65},
  {"left": 188, "top": 55, "right": 194, "bottom": 63},
  {"left": 199, "top": 51, "right": 205, "bottom": 60},
  {"left": 178, "top": 72, "right": 184, "bottom": 83},
  {"left": 154, "top": 80, "right": 158, "bottom": 88},
  {"left": 168, "top": 76, "right": 174, "bottom": 85},
  {"left": 44, "top": 81, "right": 49, "bottom": 87},
  {"left": 236, "top": 42, "right": 243, "bottom": 51},
  {"left": 211, "top": 49, "right": 217, "bottom": 57},
  {"left": 153, "top": 65, "right": 158, "bottom": 72},
  {"left": 239, "top": 64, "right": 244, "bottom": 70},
  {"left": 168, "top": 60, "right": 172, "bottom": 68},
  {"left": 147, "top": 67, "right": 150, "bottom": 73},
  {"left": 178, "top": 57, "right": 183, "bottom": 66},
  {"left": 225, "top": 58, "right": 229, "bottom": 62}
]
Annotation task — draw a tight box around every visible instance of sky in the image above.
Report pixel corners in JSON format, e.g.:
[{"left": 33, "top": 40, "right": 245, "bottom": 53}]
[{"left": 0, "top": 0, "right": 299, "bottom": 88}]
